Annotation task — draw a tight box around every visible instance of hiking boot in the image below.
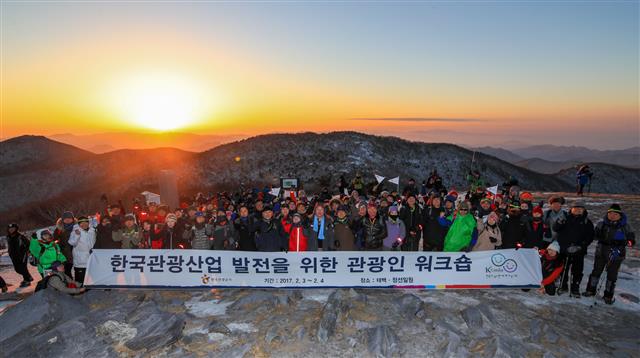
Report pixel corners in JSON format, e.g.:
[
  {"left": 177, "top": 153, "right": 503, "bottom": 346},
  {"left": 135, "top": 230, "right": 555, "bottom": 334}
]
[
  {"left": 570, "top": 284, "right": 581, "bottom": 298},
  {"left": 582, "top": 290, "right": 596, "bottom": 297},
  {"left": 19, "top": 281, "right": 31, "bottom": 288},
  {"left": 556, "top": 286, "right": 568, "bottom": 295},
  {"left": 1, "top": 285, "right": 7, "bottom": 293},
  {"left": 603, "top": 295, "right": 615, "bottom": 305}
]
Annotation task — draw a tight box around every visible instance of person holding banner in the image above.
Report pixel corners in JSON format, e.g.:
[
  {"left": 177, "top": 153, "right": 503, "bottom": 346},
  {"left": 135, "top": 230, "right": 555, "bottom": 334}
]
[
  {"left": 288, "top": 213, "right": 316, "bottom": 252},
  {"left": 440, "top": 201, "right": 478, "bottom": 252},
  {"left": 539, "top": 241, "right": 564, "bottom": 295}
]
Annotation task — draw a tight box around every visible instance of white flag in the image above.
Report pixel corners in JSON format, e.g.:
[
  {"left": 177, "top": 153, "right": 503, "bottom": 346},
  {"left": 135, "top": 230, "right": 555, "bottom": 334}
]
[
  {"left": 486, "top": 185, "right": 499, "bottom": 195},
  {"left": 269, "top": 187, "right": 281, "bottom": 197},
  {"left": 344, "top": 188, "right": 349, "bottom": 196},
  {"left": 374, "top": 174, "right": 385, "bottom": 184},
  {"left": 389, "top": 176, "right": 400, "bottom": 185}
]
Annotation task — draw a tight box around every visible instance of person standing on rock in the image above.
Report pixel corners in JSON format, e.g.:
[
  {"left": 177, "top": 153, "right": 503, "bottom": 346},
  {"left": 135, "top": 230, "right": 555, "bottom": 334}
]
[
  {"left": 29, "top": 229, "right": 67, "bottom": 278},
  {"left": 383, "top": 205, "right": 406, "bottom": 251},
  {"left": 361, "top": 203, "right": 387, "bottom": 251},
  {"left": 440, "top": 201, "right": 477, "bottom": 252},
  {"left": 538, "top": 241, "right": 564, "bottom": 295},
  {"left": 543, "top": 196, "right": 567, "bottom": 247},
  {"left": 553, "top": 201, "right": 594, "bottom": 297},
  {"left": 68, "top": 216, "right": 96, "bottom": 285},
  {"left": 583, "top": 204, "right": 636, "bottom": 304},
  {"left": 6, "top": 223, "right": 33, "bottom": 287},
  {"left": 399, "top": 194, "right": 423, "bottom": 251},
  {"left": 255, "top": 206, "right": 288, "bottom": 252},
  {"left": 53, "top": 211, "right": 76, "bottom": 279},
  {"left": 422, "top": 195, "right": 448, "bottom": 251},
  {"left": 234, "top": 205, "right": 258, "bottom": 251}
]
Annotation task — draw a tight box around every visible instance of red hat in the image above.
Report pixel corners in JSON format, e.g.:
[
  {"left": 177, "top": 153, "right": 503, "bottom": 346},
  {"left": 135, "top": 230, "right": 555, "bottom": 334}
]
[
  {"left": 447, "top": 190, "right": 459, "bottom": 198},
  {"left": 533, "top": 206, "right": 543, "bottom": 216},
  {"left": 367, "top": 200, "right": 377, "bottom": 208}
]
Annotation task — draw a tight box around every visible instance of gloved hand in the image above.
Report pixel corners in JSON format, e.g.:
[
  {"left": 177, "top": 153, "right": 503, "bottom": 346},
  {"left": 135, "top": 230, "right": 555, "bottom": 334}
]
[{"left": 567, "top": 245, "right": 581, "bottom": 254}]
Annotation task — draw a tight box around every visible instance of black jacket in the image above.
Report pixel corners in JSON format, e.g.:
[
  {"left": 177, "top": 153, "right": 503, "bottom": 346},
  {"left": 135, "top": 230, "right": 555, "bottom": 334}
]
[
  {"left": 500, "top": 214, "right": 528, "bottom": 249},
  {"left": 361, "top": 216, "right": 387, "bottom": 250},
  {"left": 554, "top": 211, "right": 594, "bottom": 254},
  {"left": 255, "top": 219, "right": 287, "bottom": 252},
  {"left": 234, "top": 216, "right": 257, "bottom": 251},
  {"left": 422, "top": 206, "right": 448, "bottom": 250},
  {"left": 7, "top": 231, "right": 29, "bottom": 262}
]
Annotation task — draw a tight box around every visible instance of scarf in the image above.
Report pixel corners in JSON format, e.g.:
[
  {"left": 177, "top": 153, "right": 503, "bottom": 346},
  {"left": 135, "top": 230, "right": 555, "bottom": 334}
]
[{"left": 313, "top": 215, "right": 325, "bottom": 240}]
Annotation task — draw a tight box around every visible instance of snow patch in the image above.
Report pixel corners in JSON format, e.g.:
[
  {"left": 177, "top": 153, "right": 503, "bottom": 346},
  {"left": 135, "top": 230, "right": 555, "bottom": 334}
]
[
  {"left": 185, "top": 297, "right": 232, "bottom": 316},
  {"left": 227, "top": 322, "right": 258, "bottom": 333}
]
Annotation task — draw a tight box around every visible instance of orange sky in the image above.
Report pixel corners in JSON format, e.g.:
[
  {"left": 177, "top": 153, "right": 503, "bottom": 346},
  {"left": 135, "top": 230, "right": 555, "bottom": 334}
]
[{"left": 1, "top": 2, "right": 638, "bottom": 148}]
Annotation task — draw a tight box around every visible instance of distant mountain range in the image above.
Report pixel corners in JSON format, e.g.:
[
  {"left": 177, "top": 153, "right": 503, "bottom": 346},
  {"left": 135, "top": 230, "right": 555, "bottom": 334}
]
[
  {"left": 1, "top": 132, "right": 638, "bottom": 228},
  {"left": 473, "top": 145, "right": 639, "bottom": 174},
  {"left": 48, "top": 132, "right": 245, "bottom": 153}
]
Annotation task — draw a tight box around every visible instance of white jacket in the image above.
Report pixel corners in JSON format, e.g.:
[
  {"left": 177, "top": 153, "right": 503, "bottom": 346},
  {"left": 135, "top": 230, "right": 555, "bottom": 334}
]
[{"left": 68, "top": 224, "right": 96, "bottom": 268}]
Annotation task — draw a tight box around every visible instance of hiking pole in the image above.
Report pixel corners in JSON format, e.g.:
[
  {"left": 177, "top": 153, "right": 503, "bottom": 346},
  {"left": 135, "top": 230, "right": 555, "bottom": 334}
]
[
  {"left": 558, "top": 254, "right": 571, "bottom": 295},
  {"left": 590, "top": 248, "right": 620, "bottom": 308}
]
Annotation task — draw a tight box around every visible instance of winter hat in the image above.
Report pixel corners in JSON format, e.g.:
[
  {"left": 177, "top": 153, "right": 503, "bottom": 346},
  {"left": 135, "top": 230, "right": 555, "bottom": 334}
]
[
  {"left": 388, "top": 206, "right": 399, "bottom": 214},
  {"left": 519, "top": 192, "right": 534, "bottom": 202},
  {"left": 77, "top": 216, "right": 90, "bottom": 224},
  {"left": 532, "top": 206, "right": 544, "bottom": 216},
  {"left": 7, "top": 223, "right": 18, "bottom": 230},
  {"left": 487, "top": 211, "right": 499, "bottom": 222},
  {"left": 458, "top": 201, "right": 471, "bottom": 210},
  {"left": 509, "top": 201, "right": 521, "bottom": 209},
  {"left": 445, "top": 195, "right": 457, "bottom": 203},
  {"left": 165, "top": 213, "right": 178, "bottom": 223},
  {"left": 571, "top": 200, "right": 586, "bottom": 208},
  {"left": 548, "top": 196, "right": 565, "bottom": 205},
  {"left": 367, "top": 201, "right": 377, "bottom": 208},
  {"left": 480, "top": 197, "right": 492, "bottom": 204},
  {"left": 50, "top": 261, "right": 64, "bottom": 271},
  {"left": 547, "top": 241, "right": 560, "bottom": 253},
  {"left": 124, "top": 214, "right": 136, "bottom": 222},
  {"left": 607, "top": 204, "right": 622, "bottom": 214},
  {"left": 39, "top": 229, "right": 52, "bottom": 240},
  {"left": 337, "top": 205, "right": 349, "bottom": 213},
  {"left": 194, "top": 211, "right": 205, "bottom": 217},
  {"left": 447, "top": 190, "right": 459, "bottom": 199},
  {"left": 62, "top": 211, "right": 74, "bottom": 220},
  {"left": 263, "top": 205, "right": 273, "bottom": 212}
]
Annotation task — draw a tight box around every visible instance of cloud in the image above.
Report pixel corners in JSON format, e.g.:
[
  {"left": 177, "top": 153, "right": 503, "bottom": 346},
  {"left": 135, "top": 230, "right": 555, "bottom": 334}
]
[{"left": 348, "top": 117, "right": 486, "bottom": 123}]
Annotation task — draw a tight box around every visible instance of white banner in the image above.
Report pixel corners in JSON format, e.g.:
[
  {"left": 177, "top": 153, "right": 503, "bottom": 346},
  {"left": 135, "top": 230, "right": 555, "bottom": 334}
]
[{"left": 85, "top": 249, "right": 542, "bottom": 289}]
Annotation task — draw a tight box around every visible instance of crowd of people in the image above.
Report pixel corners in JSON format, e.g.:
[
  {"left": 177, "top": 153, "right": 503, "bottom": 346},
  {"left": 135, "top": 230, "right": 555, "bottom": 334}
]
[{"left": 1, "top": 171, "right": 635, "bottom": 304}]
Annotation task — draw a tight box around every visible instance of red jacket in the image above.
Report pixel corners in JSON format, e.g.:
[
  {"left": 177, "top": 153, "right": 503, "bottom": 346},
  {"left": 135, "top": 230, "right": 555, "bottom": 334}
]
[
  {"left": 281, "top": 218, "right": 292, "bottom": 235},
  {"left": 540, "top": 249, "right": 564, "bottom": 286},
  {"left": 288, "top": 226, "right": 308, "bottom": 252}
]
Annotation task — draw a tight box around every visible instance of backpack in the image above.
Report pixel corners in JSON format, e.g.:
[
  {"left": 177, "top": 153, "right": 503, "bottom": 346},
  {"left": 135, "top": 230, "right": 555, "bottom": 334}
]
[
  {"left": 35, "top": 274, "right": 53, "bottom": 292},
  {"left": 29, "top": 243, "right": 46, "bottom": 267}
]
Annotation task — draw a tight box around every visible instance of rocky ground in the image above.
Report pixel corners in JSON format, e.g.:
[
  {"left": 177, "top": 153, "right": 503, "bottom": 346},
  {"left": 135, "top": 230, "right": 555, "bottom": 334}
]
[{"left": 0, "top": 192, "right": 638, "bottom": 357}]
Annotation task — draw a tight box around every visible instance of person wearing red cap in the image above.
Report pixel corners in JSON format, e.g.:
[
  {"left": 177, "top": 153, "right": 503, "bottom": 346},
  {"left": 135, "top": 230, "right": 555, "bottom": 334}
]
[{"left": 524, "top": 206, "right": 551, "bottom": 249}]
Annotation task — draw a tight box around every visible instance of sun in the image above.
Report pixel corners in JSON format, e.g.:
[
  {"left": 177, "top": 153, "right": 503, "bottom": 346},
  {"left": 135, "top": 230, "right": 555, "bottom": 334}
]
[{"left": 112, "top": 72, "right": 210, "bottom": 131}]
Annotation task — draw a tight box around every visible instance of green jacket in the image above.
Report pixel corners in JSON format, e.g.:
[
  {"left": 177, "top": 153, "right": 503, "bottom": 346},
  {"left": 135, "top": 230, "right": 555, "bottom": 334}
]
[
  {"left": 29, "top": 239, "right": 67, "bottom": 274},
  {"left": 443, "top": 213, "right": 477, "bottom": 252}
]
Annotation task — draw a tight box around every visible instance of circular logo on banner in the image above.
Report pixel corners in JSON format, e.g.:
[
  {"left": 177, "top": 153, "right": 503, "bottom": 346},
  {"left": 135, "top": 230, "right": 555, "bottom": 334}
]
[
  {"left": 491, "top": 253, "right": 506, "bottom": 267},
  {"left": 502, "top": 259, "right": 518, "bottom": 273}
]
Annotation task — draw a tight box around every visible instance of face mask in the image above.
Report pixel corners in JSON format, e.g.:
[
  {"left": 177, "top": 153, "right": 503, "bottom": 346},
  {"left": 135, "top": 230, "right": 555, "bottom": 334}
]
[{"left": 389, "top": 214, "right": 398, "bottom": 220}]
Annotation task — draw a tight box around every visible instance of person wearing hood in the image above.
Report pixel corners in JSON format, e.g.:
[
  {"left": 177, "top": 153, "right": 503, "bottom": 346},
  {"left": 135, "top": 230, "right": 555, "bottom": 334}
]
[
  {"left": 184, "top": 211, "right": 214, "bottom": 250},
  {"left": 475, "top": 198, "right": 494, "bottom": 220},
  {"left": 6, "top": 223, "right": 33, "bottom": 287},
  {"left": 553, "top": 200, "right": 594, "bottom": 297},
  {"left": 29, "top": 229, "right": 67, "bottom": 277},
  {"left": 112, "top": 214, "right": 141, "bottom": 249},
  {"left": 584, "top": 204, "right": 636, "bottom": 304},
  {"left": 399, "top": 194, "right": 423, "bottom": 251},
  {"left": 53, "top": 211, "right": 76, "bottom": 278},
  {"left": 539, "top": 241, "right": 564, "bottom": 295},
  {"left": 333, "top": 205, "right": 356, "bottom": 251},
  {"left": 68, "top": 216, "right": 96, "bottom": 285},
  {"left": 234, "top": 205, "right": 258, "bottom": 251},
  {"left": 422, "top": 195, "right": 448, "bottom": 251},
  {"left": 525, "top": 206, "right": 550, "bottom": 249},
  {"left": 440, "top": 201, "right": 478, "bottom": 252},
  {"left": 499, "top": 201, "right": 528, "bottom": 249},
  {"left": 473, "top": 211, "right": 502, "bottom": 251},
  {"left": 155, "top": 213, "right": 182, "bottom": 249},
  {"left": 384, "top": 206, "right": 406, "bottom": 251},
  {"left": 211, "top": 210, "right": 236, "bottom": 250},
  {"left": 255, "top": 206, "right": 288, "bottom": 252}
]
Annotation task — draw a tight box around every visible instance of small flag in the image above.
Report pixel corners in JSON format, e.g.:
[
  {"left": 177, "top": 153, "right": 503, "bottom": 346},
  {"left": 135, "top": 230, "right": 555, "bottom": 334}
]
[
  {"left": 486, "top": 185, "right": 499, "bottom": 195},
  {"left": 269, "top": 187, "right": 281, "bottom": 197},
  {"left": 344, "top": 188, "right": 349, "bottom": 196},
  {"left": 389, "top": 176, "right": 400, "bottom": 185},
  {"left": 374, "top": 174, "right": 385, "bottom": 184}
]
